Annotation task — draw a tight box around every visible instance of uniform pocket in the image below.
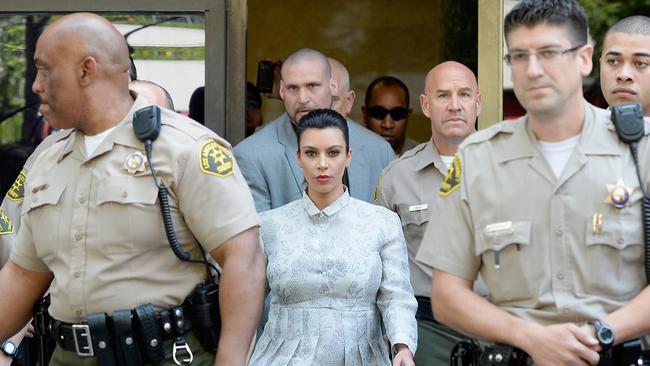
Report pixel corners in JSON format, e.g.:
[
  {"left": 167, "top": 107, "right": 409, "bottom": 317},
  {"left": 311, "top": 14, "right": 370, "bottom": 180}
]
[
  {"left": 25, "top": 179, "right": 67, "bottom": 262},
  {"left": 583, "top": 216, "right": 644, "bottom": 297},
  {"left": 475, "top": 221, "right": 534, "bottom": 302},
  {"left": 95, "top": 176, "right": 163, "bottom": 253}
]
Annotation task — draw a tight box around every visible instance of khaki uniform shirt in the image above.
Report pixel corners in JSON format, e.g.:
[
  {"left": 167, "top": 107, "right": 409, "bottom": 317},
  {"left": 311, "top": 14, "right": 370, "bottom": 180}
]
[
  {"left": 376, "top": 141, "right": 447, "bottom": 297},
  {"left": 1, "top": 129, "right": 73, "bottom": 265},
  {"left": 416, "top": 101, "right": 649, "bottom": 325},
  {"left": 10, "top": 95, "right": 259, "bottom": 323}
]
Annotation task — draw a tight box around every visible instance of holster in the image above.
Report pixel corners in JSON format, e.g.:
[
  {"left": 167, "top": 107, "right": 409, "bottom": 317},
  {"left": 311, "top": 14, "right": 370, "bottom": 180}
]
[
  {"left": 33, "top": 295, "right": 55, "bottom": 366},
  {"left": 186, "top": 281, "right": 220, "bottom": 352},
  {"left": 112, "top": 310, "right": 143, "bottom": 366}
]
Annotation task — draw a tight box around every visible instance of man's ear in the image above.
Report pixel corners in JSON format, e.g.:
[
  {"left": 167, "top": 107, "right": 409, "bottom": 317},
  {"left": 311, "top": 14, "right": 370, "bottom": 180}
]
[
  {"left": 330, "top": 78, "right": 339, "bottom": 99},
  {"left": 476, "top": 92, "right": 483, "bottom": 116},
  {"left": 420, "top": 94, "right": 431, "bottom": 119},
  {"left": 345, "top": 90, "right": 356, "bottom": 116},
  {"left": 578, "top": 44, "right": 594, "bottom": 77},
  {"left": 79, "top": 56, "right": 98, "bottom": 86},
  {"left": 279, "top": 79, "right": 286, "bottom": 101}
]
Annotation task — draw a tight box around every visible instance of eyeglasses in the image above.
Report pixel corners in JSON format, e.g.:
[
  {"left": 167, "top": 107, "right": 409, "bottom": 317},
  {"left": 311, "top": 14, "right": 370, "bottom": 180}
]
[
  {"left": 504, "top": 45, "right": 584, "bottom": 67},
  {"left": 366, "top": 106, "right": 409, "bottom": 120}
]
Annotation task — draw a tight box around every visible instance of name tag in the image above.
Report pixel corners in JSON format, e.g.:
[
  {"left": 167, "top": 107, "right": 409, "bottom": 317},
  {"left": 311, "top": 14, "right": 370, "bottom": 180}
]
[
  {"left": 408, "top": 204, "right": 428, "bottom": 212},
  {"left": 484, "top": 221, "right": 513, "bottom": 233}
]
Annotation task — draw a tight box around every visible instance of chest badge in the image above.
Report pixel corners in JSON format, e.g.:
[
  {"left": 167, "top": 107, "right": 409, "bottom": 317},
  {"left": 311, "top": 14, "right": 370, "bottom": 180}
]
[
  {"left": 604, "top": 178, "right": 633, "bottom": 209},
  {"left": 122, "top": 151, "right": 148, "bottom": 174}
]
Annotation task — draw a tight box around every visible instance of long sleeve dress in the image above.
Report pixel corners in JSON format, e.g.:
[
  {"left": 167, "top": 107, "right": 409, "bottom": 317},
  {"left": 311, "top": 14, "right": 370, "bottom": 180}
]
[{"left": 249, "top": 189, "right": 418, "bottom": 366}]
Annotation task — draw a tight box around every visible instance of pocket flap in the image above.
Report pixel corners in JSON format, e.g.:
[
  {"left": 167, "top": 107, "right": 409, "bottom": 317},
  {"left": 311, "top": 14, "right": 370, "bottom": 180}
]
[
  {"left": 585, "top": 216, "right": 642, "bottom": 250},
  {"left": 476, "top": 220, "right": 532, "bottom": 255},
  {"left": 24, "top": 180, "right": 66, "bottom": 213},
  {"left": 96, "top": 176, "right": 158, "bottom": 205}
]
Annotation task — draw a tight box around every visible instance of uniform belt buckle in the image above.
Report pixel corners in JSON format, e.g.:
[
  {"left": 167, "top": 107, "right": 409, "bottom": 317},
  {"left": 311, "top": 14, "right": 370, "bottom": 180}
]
[{"left": 72, "top": 324, "right": 94, "bottom": 357}]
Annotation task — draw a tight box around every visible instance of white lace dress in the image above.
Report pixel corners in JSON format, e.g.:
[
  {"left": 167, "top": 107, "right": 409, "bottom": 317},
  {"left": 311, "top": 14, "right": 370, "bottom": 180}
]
[{"left": 249, "top": 190, "right": 417, "bottom": 366}]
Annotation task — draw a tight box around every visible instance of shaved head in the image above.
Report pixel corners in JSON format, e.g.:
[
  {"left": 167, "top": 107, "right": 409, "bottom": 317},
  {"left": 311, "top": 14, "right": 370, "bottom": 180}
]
[
  {"left": 39, "top": 13, "right": 131, "bottom": 77},
  {"left": 425, "top": 61, "right": 478, "bottom": 95},
  {"left": 420, "top": 61, "right": 480, "bottom": 155},
  {"left": 129, "top": 80, "right": 174, "bottom": 110},
  {"left": 328, "top": 57, "right": 356, "bottom": 117},
  {"left": 281, "top": 48, "right": 331, "bottom": 81},
  {"left": 606, "top": 15, "right": 650, "bottom": 37},
  {"left": 279, "top": 48, "right": 336, "bottom": 122},
  {"left": 32, "top": 13, "right": 135, "bottom": 134}
]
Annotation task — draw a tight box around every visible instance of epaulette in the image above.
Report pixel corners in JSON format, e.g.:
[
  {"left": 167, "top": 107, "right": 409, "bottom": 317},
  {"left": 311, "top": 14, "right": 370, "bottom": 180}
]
[
  {"left": 461, "top": 119, "right": 520, "bottom": 148},
  {"left": 382, "top": 142, "right": 427, "bottom": 176},
  {"left": 159, "top": 109, "right": 226, "bottom": 145}
]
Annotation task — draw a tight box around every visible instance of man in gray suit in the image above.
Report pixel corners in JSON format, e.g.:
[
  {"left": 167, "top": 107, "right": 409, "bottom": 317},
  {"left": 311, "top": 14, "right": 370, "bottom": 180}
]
[{"left": 234, "top": 48, "right": 395, "bottom": 212}]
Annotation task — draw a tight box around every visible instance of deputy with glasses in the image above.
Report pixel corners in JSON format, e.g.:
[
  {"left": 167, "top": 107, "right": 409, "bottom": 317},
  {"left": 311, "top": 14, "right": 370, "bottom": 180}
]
[
  {"left": 374, "top": 61, "right": 483, "bottom": 365},
  {"left": 417, "top": 0, "right": 650, "bottom": 365},
  {"left": 363, "top": 76, "right": 416, "bottom": 155}
]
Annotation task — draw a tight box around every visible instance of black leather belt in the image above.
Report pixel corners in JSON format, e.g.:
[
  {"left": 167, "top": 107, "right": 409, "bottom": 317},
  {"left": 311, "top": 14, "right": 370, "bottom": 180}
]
[
  {"left": 479, "top": 340, "right": 644, "bottom": 366},
  {"left": 415, "top": 296, "right": 435, "bottom": 321},
  {"left": 51, "top": 304, "right": 192, "bottom": 365}
]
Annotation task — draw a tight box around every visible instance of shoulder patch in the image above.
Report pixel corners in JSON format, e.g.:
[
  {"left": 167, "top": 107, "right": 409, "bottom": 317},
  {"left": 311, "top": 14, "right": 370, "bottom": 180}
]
[
  {"left": 0, "top": 208, "right": 15, "bottom": 235},
  {"left": 200, "top": 140, "right": 234, "bottom": 177},
  {"left": 6, "top": 170, "right": 26, "bottom": 201},
  {"left": 439, "top": 154, "right": 461, "bottom": 197},
  {"left": 373, "top": 175, "right": 383, "bottom": 203}
]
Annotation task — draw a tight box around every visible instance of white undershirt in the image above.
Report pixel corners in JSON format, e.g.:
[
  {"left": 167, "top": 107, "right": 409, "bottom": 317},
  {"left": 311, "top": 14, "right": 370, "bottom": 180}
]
[
  {"left": 441, "top": 155, "right": 455, "bottom": 169},
  {"left": 538, "top": 134, "right": 580, "bottom": 178},
  {"left": 84, "top": 126, "right": 117, "bottom": 156}
]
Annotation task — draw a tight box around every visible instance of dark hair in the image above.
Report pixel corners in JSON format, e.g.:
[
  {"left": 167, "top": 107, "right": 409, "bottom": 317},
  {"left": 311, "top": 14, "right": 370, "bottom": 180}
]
[
  {"left": 504, "top": 0, "right": 588, "bottom": 46},
  {"left": 364, "top": 76, "right": 410, "bottom": 107},
  {"left": 188, "top": 86, "right": 205, "bottom": 125},
  {"left": 296, "top": 109, "right": 349, "bottom": 151},
  {"left": 607, "top": 15, "right": 650, "bottom": 37},
  {"left": 246, "top": 81, "right": 262, "bottom": 108}
]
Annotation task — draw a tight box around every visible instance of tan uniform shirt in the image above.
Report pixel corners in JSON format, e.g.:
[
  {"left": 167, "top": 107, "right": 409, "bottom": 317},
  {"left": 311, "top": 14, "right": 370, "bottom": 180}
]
[
  {"left": 417, "top": 102, "right": 648, "bottom": 325},
  {"left": 376, "top": 141, "right": 447, "bottom": 297},
  {"left": 10, "top": 95, "right": 259, "bottom": 323},
  {"left": 1, "top": 129, "right": 73, "bottom": 265}
]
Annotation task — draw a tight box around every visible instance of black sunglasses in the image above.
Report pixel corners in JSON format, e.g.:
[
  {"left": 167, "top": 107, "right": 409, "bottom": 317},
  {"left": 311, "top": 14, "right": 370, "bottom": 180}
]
[{"left": 367, "top": 106, "right": 409, "bottom": 120}]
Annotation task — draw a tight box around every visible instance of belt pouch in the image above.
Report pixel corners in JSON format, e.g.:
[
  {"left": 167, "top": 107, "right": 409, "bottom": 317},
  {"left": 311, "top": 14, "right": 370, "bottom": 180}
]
[
  {"left": 112, "top": 309, "right": 143, "bottom": 366},
  {"left": 87, "top": 312, "right": 118, "bottom": 366},
  {"left": 134, "top": 304, "right": 165, "bottom": 363}
]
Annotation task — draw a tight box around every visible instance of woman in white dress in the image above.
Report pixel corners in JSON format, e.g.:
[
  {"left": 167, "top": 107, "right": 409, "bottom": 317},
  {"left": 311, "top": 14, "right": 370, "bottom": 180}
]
[{"left": 249, "top": 109, "right": 417, "bottom": 366}]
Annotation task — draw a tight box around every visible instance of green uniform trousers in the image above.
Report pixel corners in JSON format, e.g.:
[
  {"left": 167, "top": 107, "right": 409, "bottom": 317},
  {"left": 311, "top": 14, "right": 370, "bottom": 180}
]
[
  {"left": 49, "top": 332, "right": 214, "bottom": 366},
  {"left": 414, "top": 316, "right": 468, "bottom": 366}
]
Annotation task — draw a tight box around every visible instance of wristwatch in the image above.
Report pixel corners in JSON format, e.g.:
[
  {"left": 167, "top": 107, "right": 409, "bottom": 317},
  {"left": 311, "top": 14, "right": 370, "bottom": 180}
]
[
  {"left": 0, "top": 340, "right": 17, "bottom": 357},
  {"left": 589, "top": 319, "right": 615, "bottom": 352}
]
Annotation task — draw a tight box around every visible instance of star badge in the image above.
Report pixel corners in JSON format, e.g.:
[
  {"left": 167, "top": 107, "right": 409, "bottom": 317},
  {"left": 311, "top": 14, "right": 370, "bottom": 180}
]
[
  {"left": 122, "top": 151, "right": 148, "bottom": 174},
  {"left": 604, "top": 178, "right": 633, "bottom": 209}
]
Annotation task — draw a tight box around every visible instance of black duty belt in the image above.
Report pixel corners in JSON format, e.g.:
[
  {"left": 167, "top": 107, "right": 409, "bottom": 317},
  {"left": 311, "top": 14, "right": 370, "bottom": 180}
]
[
  {"left": 415, "top": 296, "right": 435, "bottom": 322},
  {"left": 51, "top": 304, "right": 194, "bottom": 366},
  {"left": 479, "top": 340, "right": 645, "bottom": 366}
]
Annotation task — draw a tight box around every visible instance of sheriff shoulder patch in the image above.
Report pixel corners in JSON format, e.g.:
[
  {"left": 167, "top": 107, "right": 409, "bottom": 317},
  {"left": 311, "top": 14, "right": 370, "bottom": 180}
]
[
  {"left": 200, "top": 140, "right": 234, "bottom": 177},
  {"left": 6, "top": 170, "right": 26, "bottom": 201},
  {"left": 439, "top": 154, "right": 461, "bottom": 197},
  {"left": 372, "top": 175, "right": 383, "bottom": 203},
  {"left": 0, "top": 208, "right": 15, "bottom": 235}
]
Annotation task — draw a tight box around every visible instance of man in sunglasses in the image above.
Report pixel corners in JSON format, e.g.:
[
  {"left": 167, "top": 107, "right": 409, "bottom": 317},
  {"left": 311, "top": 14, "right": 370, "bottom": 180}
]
[
  {"left": 417, "top": 1, "right": 650, "bottom": 365},
  {"left": 374, "top": 61, "right": 481, "bottom": 365},
  {"left": 363, "top": 76, "right": 417, "bottom": 155},
  {"left": 599, "top": 15, "right": 650, "bottom": 117}
]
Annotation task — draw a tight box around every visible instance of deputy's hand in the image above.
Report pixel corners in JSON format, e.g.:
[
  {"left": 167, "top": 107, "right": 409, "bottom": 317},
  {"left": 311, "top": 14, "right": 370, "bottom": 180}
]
[
  {"left": 0, "top": 354, "right": 12, "bottom": 366},
  {"left": 521, "top": 322, "right": 600, "bottom": 366},
  {"left": 392, "top": 343, "right": 414, "bottom": 366}
]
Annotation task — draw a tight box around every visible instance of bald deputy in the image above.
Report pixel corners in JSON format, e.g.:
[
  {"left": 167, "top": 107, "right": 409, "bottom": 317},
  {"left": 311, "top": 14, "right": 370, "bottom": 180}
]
[
  {"left": 374, "top": 61, "right": 482, "bottom": 365},
  {"left": 0, "top": 13, "right": 265, "bottom": 366}
]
